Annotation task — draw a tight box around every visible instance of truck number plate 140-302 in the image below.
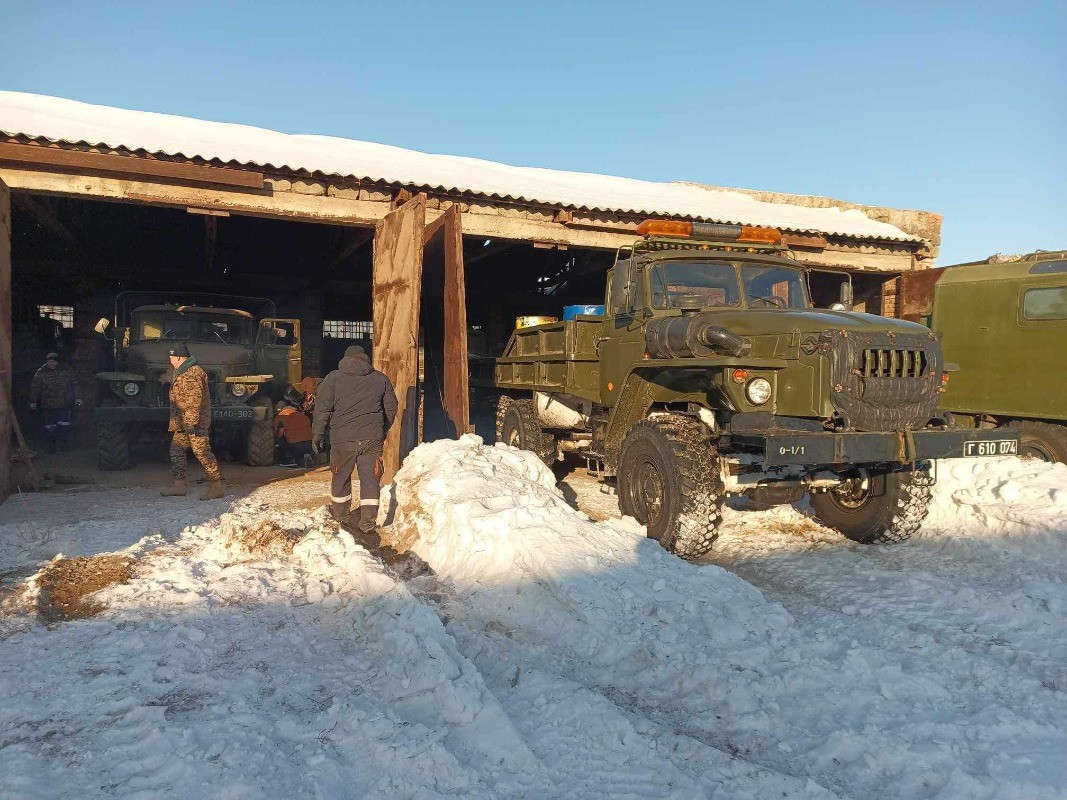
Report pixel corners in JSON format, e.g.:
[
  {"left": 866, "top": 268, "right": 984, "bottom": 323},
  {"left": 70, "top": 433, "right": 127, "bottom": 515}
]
[{"left": 964, "top": 440, "right": 1019, "bottom": 457}]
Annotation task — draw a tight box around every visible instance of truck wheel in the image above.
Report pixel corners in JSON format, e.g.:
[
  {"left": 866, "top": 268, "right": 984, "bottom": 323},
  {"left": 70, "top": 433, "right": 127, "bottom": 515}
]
[
  {"left": 618, "top": 414, "right": 723, "bottom": 560},
  {"left": 246, "top": 401, "right": 275, "bottom": 466},
  {"left": 809, "top": 465, "right": 932, "bottom": 544},
  {"left": 1013, "top": 421, "right": 1067, "bottom": 463},
  {"left": 497, "top": 397, "right": 558, "bottom": 467},
  {"left": 96, "top": 422, "right": 133, "bottom": 471}
]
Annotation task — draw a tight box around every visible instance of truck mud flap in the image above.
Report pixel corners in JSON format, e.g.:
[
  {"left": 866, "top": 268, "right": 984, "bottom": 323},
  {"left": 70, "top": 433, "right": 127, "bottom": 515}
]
[{"left": 740, "top": 428, "right": 1020, "bottom": 467}]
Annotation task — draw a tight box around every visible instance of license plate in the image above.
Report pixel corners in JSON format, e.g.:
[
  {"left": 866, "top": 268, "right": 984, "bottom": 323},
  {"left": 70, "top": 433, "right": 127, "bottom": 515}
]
[
  {"left": 214, "top": 408, "right": 255, "bottom": 421},
  {"left": 964, "top": 439, "right": 1018, "bottom": 457}
]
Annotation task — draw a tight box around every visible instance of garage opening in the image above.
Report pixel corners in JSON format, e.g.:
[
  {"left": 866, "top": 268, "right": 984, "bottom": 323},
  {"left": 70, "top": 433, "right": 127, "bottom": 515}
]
[{"left": 10, "top": 193, "right": 374, "bottom": 468}]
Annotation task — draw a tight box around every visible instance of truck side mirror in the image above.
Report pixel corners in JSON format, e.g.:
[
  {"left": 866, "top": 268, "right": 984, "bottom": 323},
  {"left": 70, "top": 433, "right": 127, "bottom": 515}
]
[{"left": 838, "top": 280, "right": 854, "bottom": 311}]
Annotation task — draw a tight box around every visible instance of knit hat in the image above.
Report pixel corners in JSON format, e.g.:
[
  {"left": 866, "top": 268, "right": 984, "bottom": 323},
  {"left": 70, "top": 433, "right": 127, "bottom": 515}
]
[
  {"left": 169, "top": 343, "right": 190, "bottom": 358},
  {"left": 45, "top": 352, "right": 59, "bottom": 362}
]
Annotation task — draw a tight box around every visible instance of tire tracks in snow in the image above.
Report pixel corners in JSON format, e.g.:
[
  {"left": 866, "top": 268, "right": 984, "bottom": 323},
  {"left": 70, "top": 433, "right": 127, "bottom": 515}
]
[{"left": 711, "top": 532, "right": 1067, "bottom": 699}]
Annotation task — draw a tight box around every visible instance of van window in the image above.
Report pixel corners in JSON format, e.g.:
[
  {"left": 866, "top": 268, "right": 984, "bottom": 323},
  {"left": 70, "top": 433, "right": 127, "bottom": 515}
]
[
  {"left": 1022, "top": 286, "right": 1067, "bottom": 320},
  {"left": 1029, "top": 260, "right": 1067, "bottom": 275}
]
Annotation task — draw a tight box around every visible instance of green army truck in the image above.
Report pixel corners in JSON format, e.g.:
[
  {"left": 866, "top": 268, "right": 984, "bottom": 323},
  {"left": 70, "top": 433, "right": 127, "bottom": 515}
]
[
  {"left": 94, "top": 292, "right": 301, "bottom": 469},
  {"left": 491, "top": 220, "right": 1018, "bottom": 559},
  {"left": 916, "top": 250, "right": 1067, "bottom": 462}
]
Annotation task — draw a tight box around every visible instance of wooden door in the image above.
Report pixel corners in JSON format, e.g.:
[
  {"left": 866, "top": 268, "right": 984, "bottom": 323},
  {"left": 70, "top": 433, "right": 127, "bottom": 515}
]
[
  {"left": 423, "top": 206, "right": 470, "bottom": 438},
  {"left": 0, "top": 180, "right": 10, "bottom": 502},
  {"left": 372, "top": 195, "right": 425, "bottom": 484}
]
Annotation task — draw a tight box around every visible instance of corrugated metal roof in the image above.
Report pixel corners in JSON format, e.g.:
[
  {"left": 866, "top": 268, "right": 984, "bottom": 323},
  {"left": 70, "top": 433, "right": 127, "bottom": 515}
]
[{"left": 0, "top": 92, "right": 923, "bottom": 244}]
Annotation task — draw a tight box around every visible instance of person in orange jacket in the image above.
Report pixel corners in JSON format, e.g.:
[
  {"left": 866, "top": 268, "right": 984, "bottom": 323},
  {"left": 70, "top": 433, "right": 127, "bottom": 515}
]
[{"left": 275, "top": 387, "right": 315, "bottom": 468}]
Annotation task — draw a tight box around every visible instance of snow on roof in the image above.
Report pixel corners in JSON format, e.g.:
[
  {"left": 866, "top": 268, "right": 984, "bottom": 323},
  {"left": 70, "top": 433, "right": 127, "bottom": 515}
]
[{"left": 0, "top": 91, "right": 922, "bottom": 243}]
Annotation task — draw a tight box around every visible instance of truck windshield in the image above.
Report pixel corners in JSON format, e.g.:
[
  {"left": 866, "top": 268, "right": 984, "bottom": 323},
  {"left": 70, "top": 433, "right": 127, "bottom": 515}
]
[
  {"left": 649, "top": 262, "right": 741, "bottom": 309},
  {"left": 741, "top": 265, "right": 809, "bottom": 309},
  {"left": 137, "top": 316, "right": 251, "bottom": 343},
  {"left": 138, "top": 317, "right": 191, "bottom": 341}
]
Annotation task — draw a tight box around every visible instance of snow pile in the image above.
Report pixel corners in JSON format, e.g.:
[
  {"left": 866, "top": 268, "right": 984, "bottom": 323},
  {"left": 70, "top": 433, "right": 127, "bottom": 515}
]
[
  {"left": 389, "top": 436, "right": 1067, "bottom": 798},
  {"left": 0, "top": 494, "right": 542, "bottom": 798},
  {"left": 922, "top": 457, "right": 1067, "bottom": 548}
]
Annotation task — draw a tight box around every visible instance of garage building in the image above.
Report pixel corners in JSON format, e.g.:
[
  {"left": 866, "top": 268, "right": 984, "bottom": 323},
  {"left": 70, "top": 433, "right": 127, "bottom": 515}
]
[{"left": 0, "top": 92, "right": 941, "bottom": 495}]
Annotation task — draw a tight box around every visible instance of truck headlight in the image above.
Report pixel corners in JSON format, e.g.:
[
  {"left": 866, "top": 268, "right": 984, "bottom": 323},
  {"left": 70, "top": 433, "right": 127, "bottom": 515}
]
[
  {"left": 745, "top": 377, "right": 772, "bottom": 406},
  {"left": 230, "top": 383, "right": 247, "bottom": 398},
  {"left": 123, "top": 382, "right": 140, "bottom": 397}
]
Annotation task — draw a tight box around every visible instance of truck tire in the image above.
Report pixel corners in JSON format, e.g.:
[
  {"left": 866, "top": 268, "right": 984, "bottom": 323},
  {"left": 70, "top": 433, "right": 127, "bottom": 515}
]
[
  {"left": 809, "top": 465, "right": 933, "bottom": 544},
  {"left": 96, "top": 421, "right": 133, "bottom": 471},
  {"left": 618, "top": 414, "right": 724, "bottom": 560},
  {"left": 246, "top": 401, "right": 275, "bottom": 466},
  {"left": 497, "top": 396, "right": 558, "bottom": 467},
  {"left": 1012, "top": 421, "right": 1067, "bottom": 463}
]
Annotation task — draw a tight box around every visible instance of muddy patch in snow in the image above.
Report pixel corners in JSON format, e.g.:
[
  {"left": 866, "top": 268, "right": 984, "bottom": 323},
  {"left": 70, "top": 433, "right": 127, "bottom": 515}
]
[
  {"left": 223, "top": 518, "right": 305, "bottom": 557},
  {"left": 35, "top": 554, "right": 136, "bottom": 622}
]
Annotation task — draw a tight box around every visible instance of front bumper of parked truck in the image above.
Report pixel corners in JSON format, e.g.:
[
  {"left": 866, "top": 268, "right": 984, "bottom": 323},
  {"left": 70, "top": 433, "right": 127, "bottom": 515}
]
[
  {"left": 730, "top": 427, "right": 1019, "bottom": 468},
  {"left": 94, "top": 405, "right": 267, "bottom": 423}
]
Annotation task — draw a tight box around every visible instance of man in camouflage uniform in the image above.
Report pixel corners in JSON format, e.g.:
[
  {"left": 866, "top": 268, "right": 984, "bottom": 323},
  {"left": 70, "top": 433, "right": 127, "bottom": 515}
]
[
  {"left": 161, "top": 343, "right": 224, "bottom": 500},
  {"left": 29, "top": 352, "right": 76, "bottom": 453}
]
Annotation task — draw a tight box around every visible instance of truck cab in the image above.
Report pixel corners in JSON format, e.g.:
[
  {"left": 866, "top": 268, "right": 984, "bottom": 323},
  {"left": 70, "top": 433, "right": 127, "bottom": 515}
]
[{"left": 95, "top": 294, "right": 301, "bottom": 470}]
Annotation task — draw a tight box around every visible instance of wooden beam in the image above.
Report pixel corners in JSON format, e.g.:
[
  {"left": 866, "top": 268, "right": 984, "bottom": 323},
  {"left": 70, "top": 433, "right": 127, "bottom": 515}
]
[
  {"left": 781, "top": 233, "right": 828, "bottom": 250},
  {"left": 464, "top": 240, "right": 513, "bottom": 266},
  {"left": 329, "top": 228, "right": 374, "bottom": 269},
  {"left": 0, "top": 142, "right": 265, "bottom": 189},
  {"left": 373, "top": 194, "right": 426, "bottom": 484},
  {"left": 12, "top": 192, "right": 78, "bottom": 249},
  {"left": 0, "top": 179, "right": 10, "bottom": 502},
  {"left": 422, "top": 209, "right": 451, "bottom": 244},
  {"left": 439, "top": 207, "right": 469, "bottom": 436}
]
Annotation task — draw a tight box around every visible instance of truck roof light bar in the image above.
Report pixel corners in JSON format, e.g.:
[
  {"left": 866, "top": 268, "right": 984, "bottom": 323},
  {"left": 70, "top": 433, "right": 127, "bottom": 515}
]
[{"left": 636, "top": 219, "right": 782, "bottom": 245}]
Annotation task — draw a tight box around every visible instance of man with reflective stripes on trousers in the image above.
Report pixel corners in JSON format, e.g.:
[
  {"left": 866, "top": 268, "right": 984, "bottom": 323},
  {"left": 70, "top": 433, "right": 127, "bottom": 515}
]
[{"left": 312, "top": 345, "right": 398, "bottom": 533}]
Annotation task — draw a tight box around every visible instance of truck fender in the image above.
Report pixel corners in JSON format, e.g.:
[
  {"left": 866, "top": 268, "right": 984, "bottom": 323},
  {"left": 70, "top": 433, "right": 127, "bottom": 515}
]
[{"left": 602, "top": 369, "right": 661, "bottom": 466}]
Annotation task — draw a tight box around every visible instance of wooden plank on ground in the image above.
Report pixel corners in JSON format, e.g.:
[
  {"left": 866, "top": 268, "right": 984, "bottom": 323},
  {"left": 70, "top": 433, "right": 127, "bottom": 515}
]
[
  {"left": 440, "top": 207, "right": 470, "bottom": 435},
  {"left": 373, "top": 194, "right": 425, "bottom": 484},
  {"left": 0, "top": 179, "right": 10, "bottom": 502}
]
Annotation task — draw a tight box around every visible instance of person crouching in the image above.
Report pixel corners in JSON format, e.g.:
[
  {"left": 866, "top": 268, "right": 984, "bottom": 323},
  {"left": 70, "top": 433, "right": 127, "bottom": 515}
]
[
  {"left": 161, "top": 344, "right": 224, "bottom": 500},
  {"left": 312, "top": 345, "right": 397, "bottom": 532},
  {"left": 275, "top": 387, "right": 315, "bottom": 468}
]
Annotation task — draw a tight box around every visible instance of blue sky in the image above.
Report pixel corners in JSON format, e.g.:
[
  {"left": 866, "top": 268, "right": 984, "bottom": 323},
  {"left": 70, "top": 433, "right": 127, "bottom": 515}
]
[{"left": 1, "top": 0, "right": 1063, "bottom": 265}]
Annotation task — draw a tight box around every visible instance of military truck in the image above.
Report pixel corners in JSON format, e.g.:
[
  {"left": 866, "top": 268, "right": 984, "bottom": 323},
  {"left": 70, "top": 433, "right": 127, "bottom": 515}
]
[
  {"left": 908, "top": 250, "right": 1067, "bottom": 462},
  {"left": 491, "top": 220, "right": 1018, "bottom": 559},
  {"left": 94, "top": 292, "right": 301, "bottom": 469}
]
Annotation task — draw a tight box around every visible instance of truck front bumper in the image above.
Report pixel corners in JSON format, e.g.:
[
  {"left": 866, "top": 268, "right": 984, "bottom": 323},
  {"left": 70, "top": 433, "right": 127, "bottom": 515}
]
[
  {"left": 733, "top": 428, "right": 1019, "bottom": 467},
  {"left": 94, "top": 406, "right": 267, "bottom": 423}
]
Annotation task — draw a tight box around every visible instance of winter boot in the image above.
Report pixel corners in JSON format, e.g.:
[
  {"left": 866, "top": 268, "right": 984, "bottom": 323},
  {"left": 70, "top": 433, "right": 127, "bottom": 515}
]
[
  {"left": 358, "top": 504, "right": 379, "bottom": 534},
  {"left": 161, "top": 479, "right": 187, "bottom": 497},
  {"left": 200, "top": 480, "right": 224, "bottom": 501},
  {"left": 328, "top": 503, "right": 351, "bottom": 528}
]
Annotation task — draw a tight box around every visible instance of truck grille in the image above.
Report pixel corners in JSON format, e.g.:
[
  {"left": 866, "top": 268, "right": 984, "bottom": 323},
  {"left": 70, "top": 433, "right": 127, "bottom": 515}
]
[
  {"left": 860, "top": 348, "right": 928, "bottom": 379},
  {"left": 815, "top": 330, "right": 942, "bottom": 431}
]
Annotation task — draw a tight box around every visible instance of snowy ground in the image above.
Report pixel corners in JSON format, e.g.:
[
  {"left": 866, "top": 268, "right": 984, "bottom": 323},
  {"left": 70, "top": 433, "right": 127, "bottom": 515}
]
[{"left": 1, "top": 439, "right": 1066, "bottom": 799}]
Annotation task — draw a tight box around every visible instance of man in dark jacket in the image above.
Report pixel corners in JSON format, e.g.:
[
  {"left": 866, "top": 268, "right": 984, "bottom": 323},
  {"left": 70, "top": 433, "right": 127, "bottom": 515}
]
[{"left": 313, "top": 345, "right": 398, "bottom": 532}]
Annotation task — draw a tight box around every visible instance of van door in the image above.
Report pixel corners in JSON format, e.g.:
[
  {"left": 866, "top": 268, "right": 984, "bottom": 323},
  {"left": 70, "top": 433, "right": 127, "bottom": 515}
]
[{"left": 256, "top": 319, "right": 302, "bottom": 394}]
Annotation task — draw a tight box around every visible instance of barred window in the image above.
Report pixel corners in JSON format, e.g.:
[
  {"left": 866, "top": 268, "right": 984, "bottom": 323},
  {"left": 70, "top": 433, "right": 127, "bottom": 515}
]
[
  {"left": 39, "top": 305, "right": 74, "bottom": 329},
  {"left": 323, "top": 320, "right": 373, "bottom": 338}
]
